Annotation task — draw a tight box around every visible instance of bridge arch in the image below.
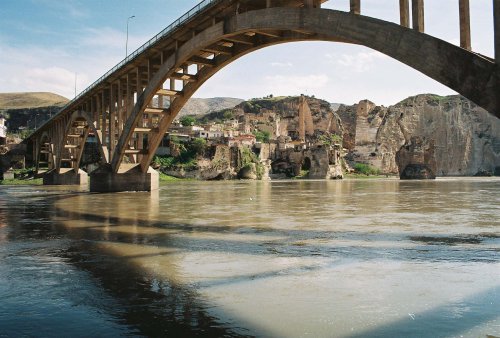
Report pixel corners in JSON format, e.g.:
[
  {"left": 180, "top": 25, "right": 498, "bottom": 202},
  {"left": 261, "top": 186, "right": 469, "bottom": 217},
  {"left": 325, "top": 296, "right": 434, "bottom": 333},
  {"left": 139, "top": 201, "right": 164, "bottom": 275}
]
[
  {"left": 36, "top": 132, "right": 54, "bottom": 173},
  {"left": 112, "top": 7, "right": 498, "bottom": 173},
  {"left": 55, "top": 111, "right": 106, "bottom": 174}
]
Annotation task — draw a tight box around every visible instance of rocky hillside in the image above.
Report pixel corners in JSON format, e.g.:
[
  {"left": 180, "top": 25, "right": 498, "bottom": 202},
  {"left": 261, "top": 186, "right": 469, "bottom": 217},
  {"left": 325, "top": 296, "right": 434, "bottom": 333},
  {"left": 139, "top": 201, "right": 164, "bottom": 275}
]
[
  {"left": 180, "top": 97, "right": 244, "bottom": 116},
  {"left": 0, "top": 92, "right": 69, "bottom": 132},
  {"left": 152, "top": 96, "right": 244, "bottom": 117},
  {"left": 0, "top": 92, "right": 68, "bottom": 110},
  {"left": 198, "top": 95, "right": 344, "bottom": 139},
  {"left": 338, "top": 94, "right": 500, "bottom": 176},
  {"left": 199, "top": 94, "right": 499, "bottom": 176}
]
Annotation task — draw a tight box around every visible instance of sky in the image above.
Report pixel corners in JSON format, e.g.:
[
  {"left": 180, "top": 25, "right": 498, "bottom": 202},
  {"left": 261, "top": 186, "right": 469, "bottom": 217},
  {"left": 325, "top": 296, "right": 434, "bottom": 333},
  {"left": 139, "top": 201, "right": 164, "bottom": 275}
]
[{"left": 0, "top": 0, "right": 495, "bottom": 106}]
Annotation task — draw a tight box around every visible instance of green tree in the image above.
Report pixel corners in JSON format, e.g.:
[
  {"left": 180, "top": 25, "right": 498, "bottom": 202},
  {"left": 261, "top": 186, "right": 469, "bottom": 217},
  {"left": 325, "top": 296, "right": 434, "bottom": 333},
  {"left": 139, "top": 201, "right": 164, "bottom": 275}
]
[
  {"left": 253, "top": 130, "right": 271, "bottom": 143},
  {"left": 189, "top": 137, "right": 207, "bottom": 155},
  {"left": 180, "top": 116, "right": 196, "bottom": 126},
  {"left": 222, "top": 110, "right": 234, "bottom": 120}
]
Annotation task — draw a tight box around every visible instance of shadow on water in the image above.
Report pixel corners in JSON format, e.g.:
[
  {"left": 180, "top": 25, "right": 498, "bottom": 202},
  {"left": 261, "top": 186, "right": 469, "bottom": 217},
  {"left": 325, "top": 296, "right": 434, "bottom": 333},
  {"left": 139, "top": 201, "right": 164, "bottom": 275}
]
[
  {"left": 52, "top": 199, "right": 499, "bottom": 265},
  {"left": 64, "top": 241, "right": 254, "bottom": 337},
  {"left": 344, "top": 285, "right": 500, "bottom": 338},
  {"left": 0, "top": 187, "right": 255, "bottom": 337}
]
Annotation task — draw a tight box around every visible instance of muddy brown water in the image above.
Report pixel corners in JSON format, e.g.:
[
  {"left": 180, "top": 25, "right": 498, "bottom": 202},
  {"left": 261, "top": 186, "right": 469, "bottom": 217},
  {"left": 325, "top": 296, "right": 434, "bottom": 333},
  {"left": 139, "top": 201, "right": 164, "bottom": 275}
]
[{"left": 0, "top": 178, "right": 498, "bottom": 337}]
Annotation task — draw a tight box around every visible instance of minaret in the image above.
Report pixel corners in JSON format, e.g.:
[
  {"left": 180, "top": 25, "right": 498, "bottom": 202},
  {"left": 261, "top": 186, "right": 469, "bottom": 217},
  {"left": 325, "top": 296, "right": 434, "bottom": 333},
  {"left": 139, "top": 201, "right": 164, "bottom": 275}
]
[{"left": 298, "top": 95, "right": 314, "bottom": 142}]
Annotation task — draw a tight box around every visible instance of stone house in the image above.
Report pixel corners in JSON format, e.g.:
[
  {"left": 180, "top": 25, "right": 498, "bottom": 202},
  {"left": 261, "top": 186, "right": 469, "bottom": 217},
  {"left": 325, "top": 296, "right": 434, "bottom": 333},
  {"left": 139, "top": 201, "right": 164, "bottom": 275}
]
[
  {"left": 227, "top": 134, "right": 256, "bottom": 147},
  {"left": 196, "top": 130, "right": 223, "bottom": 139}
]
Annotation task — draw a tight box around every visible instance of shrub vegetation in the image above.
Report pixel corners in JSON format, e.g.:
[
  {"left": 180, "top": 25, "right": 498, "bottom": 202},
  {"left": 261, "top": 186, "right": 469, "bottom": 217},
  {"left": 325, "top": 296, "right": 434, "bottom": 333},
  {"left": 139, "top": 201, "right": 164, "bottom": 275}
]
[{"left": 353, "top": 163, "right": 380, "bottom": 175}]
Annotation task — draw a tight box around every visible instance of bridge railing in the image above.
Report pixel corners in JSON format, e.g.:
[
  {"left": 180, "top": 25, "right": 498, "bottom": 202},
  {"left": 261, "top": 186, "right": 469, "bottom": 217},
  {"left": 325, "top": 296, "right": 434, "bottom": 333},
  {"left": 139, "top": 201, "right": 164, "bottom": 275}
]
[{"left": 35, "top": 0, "right": 222, "bottom": 134}]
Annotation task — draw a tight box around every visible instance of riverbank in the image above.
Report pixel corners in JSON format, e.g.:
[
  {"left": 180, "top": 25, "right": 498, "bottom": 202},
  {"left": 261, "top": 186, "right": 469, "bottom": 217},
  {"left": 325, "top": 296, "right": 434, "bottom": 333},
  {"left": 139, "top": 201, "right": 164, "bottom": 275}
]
[
  {"left": 0, "top": 175, "right": 179, "bottom": 186},
  {"left": 2, "top": 173, "right": 495, "bottom": 186},
  {"left": 0, "top": 177, "right": 42, "bottom": 185}
]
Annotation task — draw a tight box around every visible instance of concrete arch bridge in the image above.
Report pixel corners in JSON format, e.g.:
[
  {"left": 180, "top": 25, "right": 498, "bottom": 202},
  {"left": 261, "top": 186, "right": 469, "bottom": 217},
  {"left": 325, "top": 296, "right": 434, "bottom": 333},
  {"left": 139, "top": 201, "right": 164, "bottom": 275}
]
[{"left": 28, "top": 0, "right": 500, "bottom": 192}]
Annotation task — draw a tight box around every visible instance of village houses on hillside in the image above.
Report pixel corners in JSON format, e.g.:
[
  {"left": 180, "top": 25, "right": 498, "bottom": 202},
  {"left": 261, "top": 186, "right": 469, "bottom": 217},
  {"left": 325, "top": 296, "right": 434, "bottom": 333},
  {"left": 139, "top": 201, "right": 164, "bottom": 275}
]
[{"left": 157, "top": 117, "right": 257, "bottom": 156}]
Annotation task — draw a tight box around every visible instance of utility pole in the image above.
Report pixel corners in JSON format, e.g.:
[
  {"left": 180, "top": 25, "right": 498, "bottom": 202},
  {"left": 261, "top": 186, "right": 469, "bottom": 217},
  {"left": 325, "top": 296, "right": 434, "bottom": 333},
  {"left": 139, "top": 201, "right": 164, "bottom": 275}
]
[{"left": 126, "top": 15, "right": 135, "bottom": 58}]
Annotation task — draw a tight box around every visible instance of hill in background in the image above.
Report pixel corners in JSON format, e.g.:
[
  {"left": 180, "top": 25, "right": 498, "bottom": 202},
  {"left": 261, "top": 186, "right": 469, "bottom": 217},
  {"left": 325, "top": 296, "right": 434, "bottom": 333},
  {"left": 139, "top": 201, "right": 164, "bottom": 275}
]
[
  {"left": 0, "top": 92, "right": 69, "bottom": 110},
  {"left": 181, "top": 97, "right": 244, "bottom": 116},
  {"left": 153, "top": 97, "right": 245, "bottom": 116},
  {"left": 0, "top": 92, "right": 69, "bottom": 132}
]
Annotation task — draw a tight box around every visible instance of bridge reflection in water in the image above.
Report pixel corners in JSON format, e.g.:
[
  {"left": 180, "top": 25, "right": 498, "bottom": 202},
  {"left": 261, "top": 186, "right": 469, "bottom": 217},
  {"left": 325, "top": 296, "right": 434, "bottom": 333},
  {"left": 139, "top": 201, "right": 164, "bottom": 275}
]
[
  {"left": 0, "top": 179, "right": 494, "bottom": 336},
  {"left": 27, "top": 0, "right": 500, "bottom": 192}
]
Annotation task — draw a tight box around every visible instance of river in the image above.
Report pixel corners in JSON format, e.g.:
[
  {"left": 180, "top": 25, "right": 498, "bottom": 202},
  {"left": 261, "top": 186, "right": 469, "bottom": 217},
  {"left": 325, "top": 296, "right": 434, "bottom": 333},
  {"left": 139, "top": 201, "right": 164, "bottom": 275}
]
[{"left": 0, "top": 178, "right": 498, "bottom": 337}]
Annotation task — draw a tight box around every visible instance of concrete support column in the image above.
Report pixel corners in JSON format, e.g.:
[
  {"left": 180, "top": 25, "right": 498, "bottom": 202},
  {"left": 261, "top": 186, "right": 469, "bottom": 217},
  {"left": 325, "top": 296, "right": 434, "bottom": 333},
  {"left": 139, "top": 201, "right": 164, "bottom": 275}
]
[
  {"left": 95, "top": 94, "right": 101, "bottom": 130},
  {"left": 399, "top": 0, "right": 410, "bottom": 27},
  {"left": 459, "top": 0, "right": 471, "bottom": 50},
  {"left": 117, "top": 81, "right": 123, "bottom": 140},
  {"left": 350, "top": 0, "right": 360, "bottom": 14},
  {"left": 266, "top": 0, "right": 271, "bottom": 8},
  {"left": 109, "top": 84, "right": 115, "bottom": 159},
  {"left": 101, "top": 91, "right": 107, "bottom": 152},
  {"left": 43, "top": 168, "right": 88, "bottom": 186},
  {"left": 89, "top": 166, "right": 159, "bottom": 192},
  {"left": 412, "top": 0, "right": 425, "bottom": 32},
  {"left": 495, "top": 0, "right": 500, "bottom": 63}
]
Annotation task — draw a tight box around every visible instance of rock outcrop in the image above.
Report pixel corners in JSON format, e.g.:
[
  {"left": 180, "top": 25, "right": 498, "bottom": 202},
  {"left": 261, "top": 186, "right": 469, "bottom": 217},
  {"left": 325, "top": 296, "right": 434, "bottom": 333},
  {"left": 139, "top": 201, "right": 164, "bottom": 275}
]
[
  {"left": 339, "top": 94, "right": 500, "bottom": 176},
  {"left": 201, "top": 96, "right": 344, "bottom": 141},
  {"left": 396, "top": 136, "right": 437, "bottom": 179}
]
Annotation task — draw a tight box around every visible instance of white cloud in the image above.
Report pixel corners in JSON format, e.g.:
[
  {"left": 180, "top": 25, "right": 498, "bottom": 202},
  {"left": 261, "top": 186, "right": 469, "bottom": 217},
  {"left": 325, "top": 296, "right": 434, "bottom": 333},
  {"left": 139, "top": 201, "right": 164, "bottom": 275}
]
[
  {"left": 28, "top": 68, "right": 90, "bottom": 99},
  {"left": 0, "top": 42, "right": 113, "bottom": 99},
  {"left": 332, "top": 51, "right": 388, "bottom": 73},
  {"left": 270, "top": 62, "right": 293, "bottom": 68},
  {"left": 263, "top": 74, "right": 329, "bottom": 95},
  {"left": 81, "top": 27, "right": 146, "bottom": 52}
]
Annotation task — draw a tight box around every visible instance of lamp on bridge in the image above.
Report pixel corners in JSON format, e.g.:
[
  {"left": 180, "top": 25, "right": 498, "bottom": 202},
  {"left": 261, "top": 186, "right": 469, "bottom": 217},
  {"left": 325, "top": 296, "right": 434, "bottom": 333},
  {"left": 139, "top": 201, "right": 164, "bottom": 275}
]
[{"left": 126, "top": 15, "right": 135, "bottom": 58}]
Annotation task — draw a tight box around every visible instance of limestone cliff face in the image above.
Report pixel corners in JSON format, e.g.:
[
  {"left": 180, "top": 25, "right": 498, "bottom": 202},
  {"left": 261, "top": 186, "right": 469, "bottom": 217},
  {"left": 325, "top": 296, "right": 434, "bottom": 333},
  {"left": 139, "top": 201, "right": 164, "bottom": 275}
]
[{"left": 343, "top": 94, "right": 500, "bottom": 176}]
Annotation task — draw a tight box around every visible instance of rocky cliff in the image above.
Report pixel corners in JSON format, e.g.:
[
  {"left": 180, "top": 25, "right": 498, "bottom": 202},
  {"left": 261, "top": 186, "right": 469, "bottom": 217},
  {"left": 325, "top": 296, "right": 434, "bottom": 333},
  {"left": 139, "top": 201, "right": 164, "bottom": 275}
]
[
  {"left": 338, "top": 94, "right": 500, "bottom": 176},
  {"left": 201, "top": 96, "right": 344, "bottom": 139}
]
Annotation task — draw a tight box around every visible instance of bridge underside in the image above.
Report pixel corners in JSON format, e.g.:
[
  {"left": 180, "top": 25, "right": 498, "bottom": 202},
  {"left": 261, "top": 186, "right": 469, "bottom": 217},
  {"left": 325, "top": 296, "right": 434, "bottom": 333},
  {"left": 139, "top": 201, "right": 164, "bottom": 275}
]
[{"left": 31, "top": 3, "right": 500, "bottom": 192}]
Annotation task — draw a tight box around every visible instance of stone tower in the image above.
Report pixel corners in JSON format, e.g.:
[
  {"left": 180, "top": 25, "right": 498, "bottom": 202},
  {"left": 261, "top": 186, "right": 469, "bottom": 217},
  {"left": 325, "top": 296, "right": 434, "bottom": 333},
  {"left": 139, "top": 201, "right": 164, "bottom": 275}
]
[{"left": 298, "top": 95, "right": 315, "bottom": 142}]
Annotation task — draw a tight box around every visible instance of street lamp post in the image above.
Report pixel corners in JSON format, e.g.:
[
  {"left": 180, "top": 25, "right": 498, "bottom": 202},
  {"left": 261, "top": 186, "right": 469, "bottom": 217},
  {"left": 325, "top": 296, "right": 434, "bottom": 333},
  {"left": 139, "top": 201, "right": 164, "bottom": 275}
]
[{"left": 126, "top": 15, "right": 135, "bottom": 58}]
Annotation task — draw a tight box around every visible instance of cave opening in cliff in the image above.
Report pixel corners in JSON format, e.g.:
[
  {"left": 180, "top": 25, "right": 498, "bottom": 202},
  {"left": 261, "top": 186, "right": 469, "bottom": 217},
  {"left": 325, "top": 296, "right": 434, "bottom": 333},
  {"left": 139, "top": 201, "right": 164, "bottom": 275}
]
[{"left": 302, "top": 157, "right": 312, "bottom": 171}]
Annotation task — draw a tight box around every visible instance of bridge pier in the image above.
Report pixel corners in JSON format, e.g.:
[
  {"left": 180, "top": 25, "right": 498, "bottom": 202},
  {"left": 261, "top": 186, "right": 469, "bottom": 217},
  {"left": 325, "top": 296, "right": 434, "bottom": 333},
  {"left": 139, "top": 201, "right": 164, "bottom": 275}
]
[
  {"left": 89, "top": 165, "right": 159, "bottom": 193},
  {"left": 412, "top": 0, "right": 425, "bottom": 32},
  {"left": 43, "top": 168, "right": 88, "bottom": 186},
  {"left": 399, "top": 0, "right": 410, "bottom": 27},
  {"left": 459, "top": 0, "right": 471, "bottom": 50}
]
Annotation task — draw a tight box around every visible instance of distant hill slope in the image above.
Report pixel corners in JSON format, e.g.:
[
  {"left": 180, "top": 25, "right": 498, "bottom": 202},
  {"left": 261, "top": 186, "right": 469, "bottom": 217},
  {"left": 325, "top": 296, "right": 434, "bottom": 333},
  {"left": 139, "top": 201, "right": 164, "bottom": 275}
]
[
  {"left": 180, "top": 97, "right": 244, "bottom": 116},
  {"left": 153, "top": 97, "right": 244, "bottom": 116},
  {"left": 0, "top": 92, "right": 68, "bottom": 110},
  {"left": 330, "top": 103, "right": 341, "bottom": 111}
]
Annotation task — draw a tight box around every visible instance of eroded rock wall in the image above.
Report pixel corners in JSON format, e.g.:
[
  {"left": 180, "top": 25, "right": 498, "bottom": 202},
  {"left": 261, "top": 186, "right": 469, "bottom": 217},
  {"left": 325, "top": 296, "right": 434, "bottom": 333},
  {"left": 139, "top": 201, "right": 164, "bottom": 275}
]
[{"left": 343, "top": 95, "right": 500, "bottom": 176}]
